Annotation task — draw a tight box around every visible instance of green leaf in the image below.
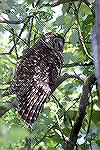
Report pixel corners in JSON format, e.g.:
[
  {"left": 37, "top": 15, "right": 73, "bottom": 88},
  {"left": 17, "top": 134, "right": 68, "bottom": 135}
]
[
  {"left": 62, "top": 3, "right": 70, "bottom": 14},
  {"left": 8, "top": 11, "right": 18, "bottom": 21},
  {"left": 55, "top": 15, "right": 65, "bottom": 27},
  {"left": 35, "top": 0, "right": 44, "bottom": 7},
  {"left": 92, "top": 111, "right": 100, "bottom": 125},
  {"left": 6, "top": 0, "right": 15, "bottom": 8},
  {"left": 70, "top": 31, "right": 78, "bottom": 46},
  {"left": 0, "top": 2, "right": 11, "bottom": 12},
  {"left": 36, "top": 21, "right": 44, "bottom": 32},
  {"left": 0, "top": 24, "right": 4, "bottom": 32},
  {"left": 14, "top": 4, "right": 27, "bottom": 19},
  {"left": 63, "top": 52, "right": 76, "bottom": 63}
]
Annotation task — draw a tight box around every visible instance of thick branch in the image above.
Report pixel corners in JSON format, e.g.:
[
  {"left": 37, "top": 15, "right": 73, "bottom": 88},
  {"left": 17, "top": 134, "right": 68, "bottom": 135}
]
[
  {"left": 46, "top": 0, "right": 93, "bottom": 8},
  {"left": 32, "top": 73, "right": 96, "bottom": 148},
  {"left": 32, "top": 98, "right": 79, "bottom": 148},
  {"left": 0, "top": 73, "right": 83, "bottom": 118},
  {"left": 0, "top": 99, "right": 18, "bottom": 117},
  {"left": 66, "top": 73, "right": 96, "bottom": 150},
  {"left": 51, "top": 73, "right": 83, "bottom": 93},
  {"left": 46, "top": 0, "right": 79, "bottom": 7}
]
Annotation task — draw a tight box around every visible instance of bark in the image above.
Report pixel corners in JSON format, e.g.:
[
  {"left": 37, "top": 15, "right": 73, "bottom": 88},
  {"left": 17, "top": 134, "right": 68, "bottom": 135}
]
[{"left": 91, "top": 1, "right": 100, "bottom": 104}]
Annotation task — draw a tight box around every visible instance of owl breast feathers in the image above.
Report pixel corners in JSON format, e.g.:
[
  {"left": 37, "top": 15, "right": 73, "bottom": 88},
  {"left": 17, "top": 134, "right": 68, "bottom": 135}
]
[{"left": 10, "top": 32, "right": 65, "bottom": 124}]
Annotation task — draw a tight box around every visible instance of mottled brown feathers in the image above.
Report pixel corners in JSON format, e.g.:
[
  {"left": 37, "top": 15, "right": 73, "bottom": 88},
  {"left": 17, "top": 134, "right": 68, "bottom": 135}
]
[{"left": 9, "top": 32, "right": 64, "bottom": 124}]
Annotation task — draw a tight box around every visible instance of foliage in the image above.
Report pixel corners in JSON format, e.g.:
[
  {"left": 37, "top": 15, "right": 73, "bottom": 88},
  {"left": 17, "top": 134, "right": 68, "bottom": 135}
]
[{"left": 0, "top": 0, "right": 100, "bottom": 150}]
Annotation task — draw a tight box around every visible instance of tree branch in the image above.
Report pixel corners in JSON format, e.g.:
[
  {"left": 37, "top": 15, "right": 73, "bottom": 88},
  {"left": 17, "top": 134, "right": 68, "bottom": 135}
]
[
  {"left": 0, "top": 18, "right": 30, "bottom": 55},
  {"left": 27, "top": 17, "right": 34, "bottom": 49},
  {"left": 0, "top": 15, "right": 35, "bottom": 24},
  {"left": 11, "top": 28, "right": 19, "bottom": 59},
  {"left": 72, "top": 3, "right": 94, "bottom": 61},
  {"left": 0, "top": 17, "right": 27, "bottom": 24},
  {"left": 1, "top": 73, "right": 96, "bottom": 149},
  {"left": 66, "top": 73, "right": 96, "bottom": 150},
  {"left": 32, "top": 98, "right": 79, "bottom": 148},
  {"left": 63, "top": 61, "right": 93, "bottom": 68},
  {"left": 0, "top": 73, "right": 83, "bottom": 118},
  {"left": 51, "top": 73, "right": 84, "bottom": 93},
  {"left": 32, "top": 73, "right": 96, "bottom": 149},
  {"left": 9, "top": 30, "right": 28, "bottom": 45},
  {"left": 46, "top": 0, "right": 79, "bottom": 7},
  {"left": 0, "top": 99, "right": 18, "bottom": 117}
]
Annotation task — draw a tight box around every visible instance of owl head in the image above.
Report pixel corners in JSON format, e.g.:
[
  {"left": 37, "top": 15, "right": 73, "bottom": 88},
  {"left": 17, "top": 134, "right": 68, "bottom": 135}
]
[{"left": 42, "top": 32, "right": 65, "bottom": 52}]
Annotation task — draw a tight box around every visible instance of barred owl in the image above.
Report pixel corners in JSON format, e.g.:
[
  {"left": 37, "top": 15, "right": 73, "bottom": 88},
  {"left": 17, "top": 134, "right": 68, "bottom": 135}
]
[{"left": 10, "top": 32, "right": 64, "bottom": 124}]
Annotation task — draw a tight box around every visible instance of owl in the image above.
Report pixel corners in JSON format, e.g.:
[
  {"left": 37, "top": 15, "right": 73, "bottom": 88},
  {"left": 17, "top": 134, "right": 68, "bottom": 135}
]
[{"left": 9, "top": 32, "right": 65, "bottom": 124}]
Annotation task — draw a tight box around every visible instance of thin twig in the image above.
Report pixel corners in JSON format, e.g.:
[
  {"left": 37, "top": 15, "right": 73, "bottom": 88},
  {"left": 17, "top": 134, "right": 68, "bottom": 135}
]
[
  {"left": 64, "top": 23, "right": 75, "bottom": 37},
  {"left": 32, "top": 98, "right": 79, "bottom": 148},
  {"left": 63, "top": 61, "right": 93, "bottom": 68},
  {"left": 0, "top": 16, "right": 27, "bottom": 24},
  {"left": 0, "top": 14, "right": 36, "bottom": 24},
  {"left": 77, "top": 23, "right": 94, "bottom": 61},
  {"left": 0, "top": 18, "right": 30, "bottom": 55},
  {"left": 9, "top": 30, "right": 28, "bottom": 45},
  {"left": 72, "top": 3, "right": 94, "bottom": 61},
  {"left": 83, "top": 0, "right": 95, "bottom": 19},
  {"left": 27, "top": 17, "right": 34, "bottom": 49},
  {"left": 11, "top": 28, "right": 19, "bottom": 59},
  {"left": 77, "top": 0, "right": 82, "bottom": 12}
]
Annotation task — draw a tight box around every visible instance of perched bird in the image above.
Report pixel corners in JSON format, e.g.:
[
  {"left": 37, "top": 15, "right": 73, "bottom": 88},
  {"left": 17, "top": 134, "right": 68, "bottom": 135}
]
[{"left": 9, "top": 32, "right": 65, "bottom": 124}]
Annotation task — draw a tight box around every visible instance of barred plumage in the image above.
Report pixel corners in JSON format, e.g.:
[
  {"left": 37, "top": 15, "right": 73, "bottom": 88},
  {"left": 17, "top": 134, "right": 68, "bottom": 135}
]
[{"left": 10, "top": 32, "right": 64, "bottom": 124}]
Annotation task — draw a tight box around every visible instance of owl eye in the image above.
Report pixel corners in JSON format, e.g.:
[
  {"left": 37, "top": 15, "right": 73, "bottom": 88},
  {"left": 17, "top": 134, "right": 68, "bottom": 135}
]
[
  {"left": 54, "top": 38, "right": 60, "bottom": 43},
  {"left": 52, "top": 38, "right": 64, "bottom": 51}
]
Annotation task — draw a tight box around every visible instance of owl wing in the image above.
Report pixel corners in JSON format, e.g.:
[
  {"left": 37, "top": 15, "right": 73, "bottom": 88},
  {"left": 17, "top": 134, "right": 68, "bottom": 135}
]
[
  {"left": 19, "top": 68, "right": 51, "bottom": 124},
  {"left": 10, "top": 44, "right": 51, "bottom": 124}
]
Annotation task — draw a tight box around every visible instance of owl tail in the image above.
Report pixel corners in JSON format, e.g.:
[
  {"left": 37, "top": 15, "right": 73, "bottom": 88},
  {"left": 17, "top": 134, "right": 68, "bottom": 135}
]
[{"left": 18, "top": 84, "right": 51, "bottom": 124}]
